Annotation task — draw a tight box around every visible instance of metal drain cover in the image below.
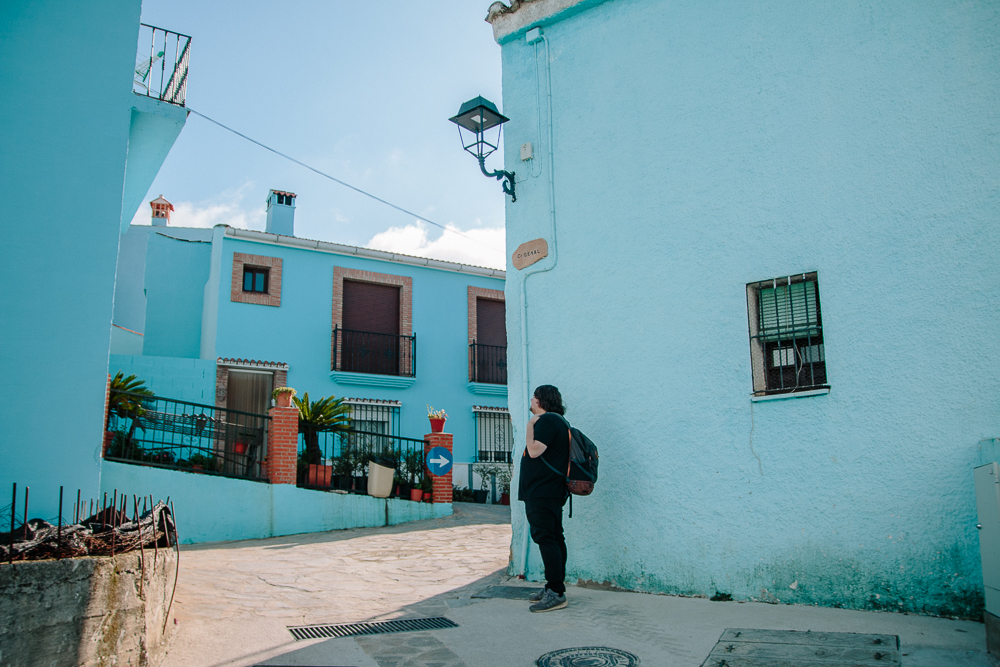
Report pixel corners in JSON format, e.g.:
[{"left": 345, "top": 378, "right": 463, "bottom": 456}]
[
  {"left": 701, "top": 628, "right": 900, "bottom": 666},
  {"left": 288, "top": 616, "right": 458, "bottom": 640},
  {"left": 537, "top": 647, "right": 640, "bottom": 666}
]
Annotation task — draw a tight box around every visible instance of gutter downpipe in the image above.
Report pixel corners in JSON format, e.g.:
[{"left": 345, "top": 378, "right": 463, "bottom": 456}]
[{"left": 519, "top": 27, "right": 557, "bottom": 576}]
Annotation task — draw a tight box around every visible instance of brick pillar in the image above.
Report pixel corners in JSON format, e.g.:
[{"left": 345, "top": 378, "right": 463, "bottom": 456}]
[
  {"left": 424, "top": 433, "right": 453, "bottom": 504},
  {"left": 265, "top": 406, "right": 299, "bottom": 484}
]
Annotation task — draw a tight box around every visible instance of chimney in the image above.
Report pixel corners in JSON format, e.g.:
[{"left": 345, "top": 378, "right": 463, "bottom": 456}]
[
  {"left": 150, "top": 195, "right": 173, "bottom": 226},
  {"left": 265, "top": 190, "right": 296, "bottom": 236}
]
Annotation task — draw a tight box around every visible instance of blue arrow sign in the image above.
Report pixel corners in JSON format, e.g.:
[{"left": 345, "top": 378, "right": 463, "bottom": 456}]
[{"left": 426, "top": 446, "right": 453, "bottom": 477}]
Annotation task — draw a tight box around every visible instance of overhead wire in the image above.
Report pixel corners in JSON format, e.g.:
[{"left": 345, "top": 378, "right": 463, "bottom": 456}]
[{"left": 186, "top": 108, "right": 504, "bottom": 253}]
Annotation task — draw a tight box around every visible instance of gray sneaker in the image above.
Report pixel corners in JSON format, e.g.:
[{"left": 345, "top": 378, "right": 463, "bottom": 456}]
[
  {"left": 529, "top": 588, "right": 567, "bottom": 612},
  {"left": 528, "top": 588, "right": 545, "bottom": 602}
]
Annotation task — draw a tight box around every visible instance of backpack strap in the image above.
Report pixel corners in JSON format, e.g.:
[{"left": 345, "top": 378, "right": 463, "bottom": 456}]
[{"left": 537, "top": 415, "right": 574, "bottom": 517}]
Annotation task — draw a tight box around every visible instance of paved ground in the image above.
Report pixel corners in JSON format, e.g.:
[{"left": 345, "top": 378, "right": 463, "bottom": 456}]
[{"left": 160, "top": 503, "right": 995, "bottom": 667}]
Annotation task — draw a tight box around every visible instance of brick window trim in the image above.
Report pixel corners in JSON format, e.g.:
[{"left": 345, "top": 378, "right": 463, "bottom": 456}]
[
  {"left": 331, "top": 266, "right": 413, "bottom": 369},
  {"left": 231, "top": 253, "right": 282, "bottom": 307},
  {"left": 467, "top": 286, "right": 505, "bottom": 346}
]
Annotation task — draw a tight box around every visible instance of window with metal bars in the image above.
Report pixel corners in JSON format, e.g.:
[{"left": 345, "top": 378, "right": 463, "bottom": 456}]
[
  {"left": 746, "top": 272, "right": 828, "bottom": 396},
  {"left": 473, "top": 407, "right": 513, "bottom": 463},
  {"left": 342, "top": 399, "right": 400, "bottom": 436}
]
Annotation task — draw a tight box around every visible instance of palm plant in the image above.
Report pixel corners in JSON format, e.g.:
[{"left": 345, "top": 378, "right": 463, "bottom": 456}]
[
  {"left": 107, "top": 372, "right": 155, "bottom": 450},
  {"left": 293, "top": 392, "right": 351, "bottom": 465}
]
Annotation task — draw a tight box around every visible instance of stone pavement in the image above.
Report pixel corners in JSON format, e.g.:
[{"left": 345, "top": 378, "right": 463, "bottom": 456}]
[{"left": 160, "top": 503, "right": 995, "bottom": 667}]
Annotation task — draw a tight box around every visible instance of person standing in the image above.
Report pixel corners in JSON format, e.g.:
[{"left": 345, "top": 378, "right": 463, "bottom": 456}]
[{"left": 520, "top": 384, "right": 570, "bottom": 612}]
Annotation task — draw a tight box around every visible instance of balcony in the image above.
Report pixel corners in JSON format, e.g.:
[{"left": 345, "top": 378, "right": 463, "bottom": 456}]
[
  {"left": 469, "top": 342, "right": 507, "bottom": 385},
  {"left": 331, "top": 326, "right": 416, "bottom": 389},
  {"left": 134, "top": 24, "right": 191, "bottom": 107}
]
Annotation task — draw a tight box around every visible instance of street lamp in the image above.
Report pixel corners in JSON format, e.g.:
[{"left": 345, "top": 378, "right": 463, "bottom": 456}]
[{"left": 449, "top": 95, "right": 516, "bottom": 202}]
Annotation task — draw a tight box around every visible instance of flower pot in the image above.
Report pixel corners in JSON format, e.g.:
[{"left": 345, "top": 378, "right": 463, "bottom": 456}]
[
  {"left": 307, "top": 464, "right": 332, "bottom": 487},
  {"left": 275, "top": 393, "right": 293, "bottom": 408},
  {"left": 410, "top": 488, "right": 424, "bottom": 502},
  {"left": 429, "top": 417, "right": 446, "bottom": 433},
  {"left": 473, "top": 489, "right": 489, "bottom": 504},
  {"left": 423, "top": 491, "right": 432, "bottom": 503},
  {"left": 500, "top": 492, "right": 510, "bottom": 506},
  {"left": 233, "top": 441, "right": 246, "bottom": 455}
]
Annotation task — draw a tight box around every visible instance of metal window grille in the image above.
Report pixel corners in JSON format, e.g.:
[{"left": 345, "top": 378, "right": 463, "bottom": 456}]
[
  {"left": 746, "top": 272, "right": 828, "bottom": 395},
  {"left": 473, "top": 407, "right": 513, "bottom": 463},
  {"left": 343, "top": 399, "right": 400, "bottom": 436}
]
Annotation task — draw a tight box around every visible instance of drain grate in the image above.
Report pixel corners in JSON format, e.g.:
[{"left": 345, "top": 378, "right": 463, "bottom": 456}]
[{"left": 288, "top": 616, "right": 459, "bottom": 641}]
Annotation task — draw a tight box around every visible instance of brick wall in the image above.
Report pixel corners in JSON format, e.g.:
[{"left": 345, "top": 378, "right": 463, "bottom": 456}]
[
  {"left": 424, "top": 432, "right": 453, "bottom": 504},
  {"left": 264, "top": 405, "right": 299, "bottom": 484},
  {"left": 231, "top": 252, "right": 283, "bottom": 307}
]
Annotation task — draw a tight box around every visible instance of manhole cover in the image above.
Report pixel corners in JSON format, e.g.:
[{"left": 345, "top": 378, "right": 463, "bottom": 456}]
[{"left": 537, "top": 647, "right": 640, "bottom": 666}]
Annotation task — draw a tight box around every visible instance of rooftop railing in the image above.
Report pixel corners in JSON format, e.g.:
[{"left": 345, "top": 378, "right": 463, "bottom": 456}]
[{"left": 134, "top": 23, "right": 191, "bottom": 107}]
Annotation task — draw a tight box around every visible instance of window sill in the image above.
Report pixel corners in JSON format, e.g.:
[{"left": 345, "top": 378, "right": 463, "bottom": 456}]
[
  {"left": 467, "top": 382, "right": 508, "bottom": 396},
  {"left": 750, "top": 387, "right": 830, "bottom": 402},
  {"left": 330, "top": 371, "right": 416, "bottom": 389}
]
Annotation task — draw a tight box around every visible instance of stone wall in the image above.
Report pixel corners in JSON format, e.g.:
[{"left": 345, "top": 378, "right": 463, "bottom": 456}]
[{"left": 0, "top": 549, "right": 176, "bottom": 666}]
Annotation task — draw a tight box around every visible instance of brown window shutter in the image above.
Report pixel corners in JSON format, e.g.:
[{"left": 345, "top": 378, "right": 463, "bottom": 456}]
[
  {"left": 343, "top": 280, "right": 400, "bottom": 334},
  {"left": 476, "top": 298, "right": 506, "bottom": 346}
]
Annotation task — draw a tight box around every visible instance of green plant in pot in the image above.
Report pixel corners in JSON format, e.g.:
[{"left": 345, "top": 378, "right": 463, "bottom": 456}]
[
  {"left": 272, "top": 386, "right": 297, "bottom": 407},
  {"left": 293, "top": 392, "right": 350, "bottom": 465},
  {"left": 108, "top": 371, "right": 155, "bottom": 450}
]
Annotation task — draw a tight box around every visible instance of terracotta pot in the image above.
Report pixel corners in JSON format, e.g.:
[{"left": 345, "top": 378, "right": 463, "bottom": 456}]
[
  {"left": 423, "top": 491, "right": 432, "bottom": 503},
  {"left": 233, "top": 441, "right": 246, "bottom": 455},
  {"left": 429, "top": 417, "right": 446, "bottom": 433},
  {"left": 410, "top": 488, "right": 424, "bottom": 502},
  {"left": 275, "top": 393, "right": 294, "bottom": 408},
  {"left": 307, "top": 464, "right": 332, "bottom": 487}
]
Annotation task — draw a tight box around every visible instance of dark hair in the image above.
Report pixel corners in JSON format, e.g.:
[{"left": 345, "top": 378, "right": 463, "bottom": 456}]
[{"left": 533, "top": 385, "right": 565, "bottom": 415}]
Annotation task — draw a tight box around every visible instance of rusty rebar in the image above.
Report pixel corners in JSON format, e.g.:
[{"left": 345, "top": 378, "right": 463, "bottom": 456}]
[
  {"left": 56, "top": 486, "right": 63, "bottom": 560},
  {"left": 134, "top": 495, "right": 144, "bottom": 598},
  {"left": 163, "top": 500, "right": 179, "bottom": 634},
  {"left": 9, "top": 483, "right": 15, "bottom": 565},
  {"left": 22, "top": 487, "right": 29, "bottom": 542}
]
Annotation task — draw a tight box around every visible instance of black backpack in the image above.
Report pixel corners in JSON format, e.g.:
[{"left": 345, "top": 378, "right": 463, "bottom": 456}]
[{"left": 541, "top": 415, "right": 599, "bottom": 516}]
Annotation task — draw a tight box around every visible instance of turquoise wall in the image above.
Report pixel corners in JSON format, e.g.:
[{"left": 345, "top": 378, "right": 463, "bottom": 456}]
[
  {"left": 498, "top": 0, "right": 1000, "bottom": 617},
  {"left": 0, "top": 0, "right": 143, "bottom": 519},
  {"left": 121, "top": 96, "right": 188, "bottom": 233},
  {"left": 209, "top": 237, "right": 507, "bottom": 463},
  {"left": 142, "top": 232, "right": 212, "bottom": 358},
  {"left": 101, "top": 461, "right": 445, "bottom": 544},
  {"left": 109, "top": 354, "right": 215, "bottom": 404}
]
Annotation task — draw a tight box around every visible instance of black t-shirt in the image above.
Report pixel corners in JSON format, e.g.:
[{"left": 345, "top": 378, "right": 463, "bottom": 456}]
[{"left": 518, "top": 412, "right": 570, "bottom": 500}]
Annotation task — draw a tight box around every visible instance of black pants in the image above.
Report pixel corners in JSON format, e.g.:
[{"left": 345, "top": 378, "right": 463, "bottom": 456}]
[{"left": 524, "top": 496, "right": 568, "bottom": 595}]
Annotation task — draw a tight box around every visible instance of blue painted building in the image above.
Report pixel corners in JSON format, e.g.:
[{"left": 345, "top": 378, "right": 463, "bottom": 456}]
[
  {"left": 0, "top": 1, "right": 188, "bottom": 520},
  {"left": 488, "top": 0, "right": 999, "bottom": 617},
  {"left": 110, "top": 192, "right": 510, "bottom": 492}
]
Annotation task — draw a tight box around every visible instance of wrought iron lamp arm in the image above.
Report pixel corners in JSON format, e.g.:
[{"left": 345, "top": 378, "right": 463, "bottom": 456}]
[{"left": 478, "top": 156, "right": 516, "bottom": 202}]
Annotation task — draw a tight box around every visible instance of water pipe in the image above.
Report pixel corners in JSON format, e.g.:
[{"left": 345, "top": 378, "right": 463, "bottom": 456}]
[{"left": 518, "top": 26, "right": 558, "bottom": 576}]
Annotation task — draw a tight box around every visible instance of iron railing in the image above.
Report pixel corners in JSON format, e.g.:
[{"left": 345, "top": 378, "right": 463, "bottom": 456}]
[
  {"left": 134, "top": 23, "right": 191, "bottom": 106},
  {"left": 474, "top": 408, "right": 514, "bottom": 463},
  {"left": 105, "top": 391, "right": 268, "bottom": 481},
  {"left": 469, "top": 342, "right": 507, "bottom": 384},
  {"left": 332, "top": 326, "right": 416, "bottom": 377},
  {"left": 298, "top": 428, "right": 427, "bottom": 496}
]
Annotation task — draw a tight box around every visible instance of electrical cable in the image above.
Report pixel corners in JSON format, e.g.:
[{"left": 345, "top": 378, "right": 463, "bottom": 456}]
[{"left": 186, "top": 108, "right": 504, "bottom": 253}]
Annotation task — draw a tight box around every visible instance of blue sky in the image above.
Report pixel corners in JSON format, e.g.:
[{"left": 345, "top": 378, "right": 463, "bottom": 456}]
[{"left": 133, "top": 1, "right": 506, "bottom": 268}]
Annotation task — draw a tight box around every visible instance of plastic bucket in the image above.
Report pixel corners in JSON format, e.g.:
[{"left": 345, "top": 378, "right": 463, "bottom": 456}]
[{"left": 368, "top": 462, "right": 395, "bottom": 498}]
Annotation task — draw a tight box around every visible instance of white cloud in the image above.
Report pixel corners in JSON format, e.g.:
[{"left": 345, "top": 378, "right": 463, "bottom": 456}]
[
  {"left": 366, "top": 220, "right": 505, "bottom": 270},
  {"left": 127, "top": 184, "right": 265, "bottom": 231}
]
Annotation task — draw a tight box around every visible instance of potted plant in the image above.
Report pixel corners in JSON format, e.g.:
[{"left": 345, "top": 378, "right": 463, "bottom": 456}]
[
  {"left": 272, "top": 386, "right": 297, "bottom": 408},
  {"left": 293, "top": 392, "right": 350, "bottom": 489},
  {"left": 420, "top": 475, "right": 433, "bottom": 502},
  {"left": 426, "top": 405, "right": 448, "bottom": 433},
  {"left": 496, "top": 464, "right": 512, "bottom": 505}
]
